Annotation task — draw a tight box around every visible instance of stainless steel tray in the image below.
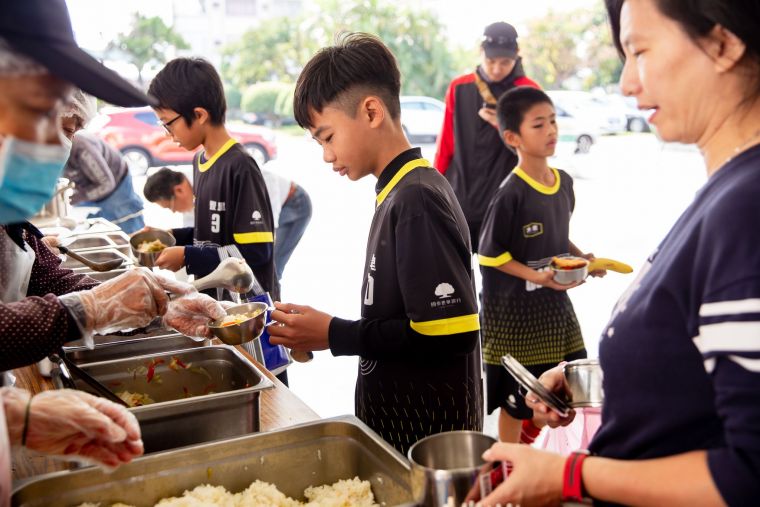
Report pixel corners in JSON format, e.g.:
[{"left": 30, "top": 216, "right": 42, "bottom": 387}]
[
  {"left": 51, "top": 346, "right": 273, "bottom": 454},
  {"left": 63, "top": 330, "right": 206, "bottom": 365},
  {"left": 12, "top": 416, "right": 414, "bottom": 507}
]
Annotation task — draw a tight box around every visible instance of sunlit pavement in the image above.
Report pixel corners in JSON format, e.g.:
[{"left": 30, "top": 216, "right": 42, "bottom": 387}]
[{"left": 134, "top": 132, "right": 706, "bottom": 436}]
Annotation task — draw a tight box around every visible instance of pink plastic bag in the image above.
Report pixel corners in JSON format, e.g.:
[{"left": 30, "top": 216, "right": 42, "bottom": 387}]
[
  {"left": 536, "top": 407, "right": 602, "bottom": 455},
  {"left": 0, "top": 402, "right": 10, "bottom": 507}
]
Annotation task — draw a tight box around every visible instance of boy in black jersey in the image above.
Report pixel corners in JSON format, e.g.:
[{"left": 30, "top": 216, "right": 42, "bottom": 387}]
[
  {"left": 478, "top": 87, "right": 603, "bottom": 442},
  {"left": 268, "top": 33, "right": 483, "bottom": 454},
  {"left": 146, "top": 58, "right": 278, "bottom": 303}
]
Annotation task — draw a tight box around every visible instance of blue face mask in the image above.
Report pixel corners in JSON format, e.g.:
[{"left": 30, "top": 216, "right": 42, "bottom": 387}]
[{"left": 0, "top": 136, "right": 70, "bottom": 224}]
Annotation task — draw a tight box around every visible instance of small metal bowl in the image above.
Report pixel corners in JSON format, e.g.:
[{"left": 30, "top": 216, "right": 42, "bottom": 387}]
[
  {"left": 563, "top": 358, "right": 604, "bottom": 408},
  {"left": 130, "top": 230, "right": 176, "bottom": 268},
  {"left": 208, "top": 302, "right": 268, "bottom": 346},
  {"left": 550, "top": 257, "right": 589, "bottom": 285}
]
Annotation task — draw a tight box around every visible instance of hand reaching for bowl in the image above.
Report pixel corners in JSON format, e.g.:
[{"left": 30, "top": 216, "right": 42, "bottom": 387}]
[
  {"left": 525, "top": 362, "right": 576, "bottom": 428},
  {"left": 267, "top": 302, "right": 332, "bottom": 353}
]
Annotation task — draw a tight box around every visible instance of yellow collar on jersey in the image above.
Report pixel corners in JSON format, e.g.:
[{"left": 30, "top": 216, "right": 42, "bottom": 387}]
[
  {"left": 198, "top": 138, "right": 238, "bottom": 173},
  {"left": 376, "top": 158, "right": 431, "bottom": 207},
  {"left": 513, "top": 167, "right": 561, "bottom": 195}
]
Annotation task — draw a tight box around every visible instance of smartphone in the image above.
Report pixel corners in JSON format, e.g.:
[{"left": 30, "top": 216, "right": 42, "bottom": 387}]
[{"left": 483, "top": 102, "right": 496, "bottom": 110}]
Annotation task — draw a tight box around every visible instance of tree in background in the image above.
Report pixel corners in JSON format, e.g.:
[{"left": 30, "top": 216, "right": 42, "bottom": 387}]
[
  {"left": 222, "top": 0, "right": 457, "bottom": 101},
  {"left": 109, "top": 14, "right": 189, "bottom": 85},
  {"left": 520, "top": 3, "right": 622, "bottom": 90}
]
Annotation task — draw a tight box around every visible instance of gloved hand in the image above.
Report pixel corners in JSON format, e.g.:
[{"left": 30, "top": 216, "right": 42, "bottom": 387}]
[
  {"left": 77, "top": 268, "right": 195, "bottom": 335},
  {"left": 1, "top": 387, "right": 143, "bottom": 468},
  {"left": 163, "top": 293, "right": 226, "bottom": 339}
]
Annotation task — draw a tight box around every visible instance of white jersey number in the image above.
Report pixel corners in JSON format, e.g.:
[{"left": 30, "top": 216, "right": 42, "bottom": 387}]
[{"left": 210, "top": 213, "right": 220, "bottom": 233}]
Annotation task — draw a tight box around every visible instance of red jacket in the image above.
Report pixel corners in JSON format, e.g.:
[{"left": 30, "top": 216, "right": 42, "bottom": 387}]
[{"left": 435, "top": 64, "right": 539, "bottom": 226}]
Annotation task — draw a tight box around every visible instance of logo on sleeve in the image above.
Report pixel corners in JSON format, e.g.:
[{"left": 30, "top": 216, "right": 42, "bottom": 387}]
[
  {"left": 430, "top": 282, "right": 462, "bottom": 308},
  {"left": 523, "top": 222, "right": 543, "bottom": 238},
  {"left": 251, "top": 210, "right": 262, "bottom": 221}
]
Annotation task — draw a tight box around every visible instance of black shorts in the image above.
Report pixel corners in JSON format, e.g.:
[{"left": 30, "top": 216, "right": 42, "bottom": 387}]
[{"left": 485, "top": 349, "right": 587, "bottom": 419}]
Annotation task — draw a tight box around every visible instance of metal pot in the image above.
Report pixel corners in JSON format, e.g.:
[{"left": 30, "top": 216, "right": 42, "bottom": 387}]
[
  {"left": 34, "top": 177, "right": 74, "bottom": 220},
  {"left": 409, "top": 431, "right": 497, "bottom": 506},
  {"left": 563, "top": 358, "right": 604, "bottom": 408}
]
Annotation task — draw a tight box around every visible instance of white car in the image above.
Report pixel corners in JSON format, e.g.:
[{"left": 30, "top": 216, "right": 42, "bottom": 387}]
[
  {"left": 547, "top": 90, "right": 628, "bottom": 135},
  {"left": 400, "top": 95, "right": 445, "bottom": 143},
  {"left": 554, "top": 104, "right": 601, "bottom": 154}
]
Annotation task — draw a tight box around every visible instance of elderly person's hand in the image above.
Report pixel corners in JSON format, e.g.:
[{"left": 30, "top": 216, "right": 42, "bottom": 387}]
[
  {"left": 76, "top": 268, "right": 194, "bottom": 335},
  {"left": 526, "top": 362, "right": 577, "bottom": 429},
  {"left": 479, "top": 443, "right": 565, "bottom": 507},
  {"left": 163, "top": 293, "right": 226, "bottom": 339},
  {"left": 1, "top": 387, "right": 142, "bottom": 468},
  {"left": 40, "top": 235, "right": 62, "bottom": 255}
]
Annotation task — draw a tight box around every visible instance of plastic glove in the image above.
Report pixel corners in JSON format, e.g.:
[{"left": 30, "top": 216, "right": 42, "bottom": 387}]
[
  {"left": 163, "top": 293, "right": 226, "bottom": 339},
  {"left": 77, "top": 268, "right": 195, "bottom": 335},
  {"left": 1, "top": 387, "right": 143, "bottom": 468}
]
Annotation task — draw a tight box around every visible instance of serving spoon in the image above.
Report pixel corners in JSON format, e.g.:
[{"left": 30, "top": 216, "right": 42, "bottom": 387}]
[{"left": 58, "top": 245, "right": 124, "bottom": 272}]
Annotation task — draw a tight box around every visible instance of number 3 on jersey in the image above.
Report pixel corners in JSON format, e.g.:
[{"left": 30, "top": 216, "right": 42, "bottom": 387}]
[{"left": 211, "top": 213, "right": 220, "bottom": 233}]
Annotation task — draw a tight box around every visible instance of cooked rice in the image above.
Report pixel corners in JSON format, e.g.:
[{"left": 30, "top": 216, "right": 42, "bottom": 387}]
[{"left": 75, "top": 477, "right": 376, "bottom": 507}]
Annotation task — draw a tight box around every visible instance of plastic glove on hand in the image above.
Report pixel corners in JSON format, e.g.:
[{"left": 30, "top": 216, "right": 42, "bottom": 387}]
[
  {"left": 164, "top": 293, "right": 226, "bottom": 339},
  {"left": 78, "top": 267, "right": 195, "bottom": 335},
  {"left": 1, "top": 387, "right": 143, "bottom": 468}
]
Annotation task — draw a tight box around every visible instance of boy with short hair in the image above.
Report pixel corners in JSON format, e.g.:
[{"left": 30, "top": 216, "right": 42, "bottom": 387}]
[
  {"left": 478, "top": 86, "right": 601, "bottom": 442},
  {"left": 146, "top": 58, "right": 278, "bottom": 301},
  {"left": 144, "top": 167, "right": 312, "bottom": 282},
  {"left": 267, "top": 33, "right": 483, "bottom": 453}
]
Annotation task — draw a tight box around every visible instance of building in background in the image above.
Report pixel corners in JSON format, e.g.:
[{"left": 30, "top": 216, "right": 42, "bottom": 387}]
[{"left": 172, "top": 0, "right": 303, "bottom": 67}]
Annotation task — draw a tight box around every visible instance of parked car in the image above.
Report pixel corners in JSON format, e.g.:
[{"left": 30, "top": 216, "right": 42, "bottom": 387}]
[
  {"left": 400, "top": 95, "right": 445, "bottom": 143},
  {"left": 547, "top": 90, "right": 628, "bottom": 135},
  {"left": 554, "top": 104, "right": 601, "bottom": 154},
  {"left": 88, "top": 107, "right": 278, "bottom": 175}
]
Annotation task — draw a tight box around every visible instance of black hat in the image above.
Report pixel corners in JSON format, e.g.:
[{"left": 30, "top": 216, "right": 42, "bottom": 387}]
[
  {"left": 0, "top": 0, "right": 156, "bottom": 107},
  {"left": 482, "top": 22, "right": 519, "bottom": 60}
]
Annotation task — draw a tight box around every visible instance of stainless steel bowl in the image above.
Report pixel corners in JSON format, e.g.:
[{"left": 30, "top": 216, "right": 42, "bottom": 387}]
[
  {"left": 551, "top": 258, "right": 589, "bottom": 285},
  {"left": 208, "top": 301, "right": 268, "bottom": 345},
  {"left": 408, "top": 431, "right": 497, "bottom": 507},
  {"left": 563, "top": 358, "right": 604, "bottom": 408},
  {"left": 130, "top": 230, "right": 176, "bottom": 267}
]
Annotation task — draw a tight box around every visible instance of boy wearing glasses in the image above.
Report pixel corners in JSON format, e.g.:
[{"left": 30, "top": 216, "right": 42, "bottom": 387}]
[
  {"left": 147, "top": 58, "right": 279, "bottom": 304},
  {"left": 434, "top": 22, "right": 539, "bottom": 253}
]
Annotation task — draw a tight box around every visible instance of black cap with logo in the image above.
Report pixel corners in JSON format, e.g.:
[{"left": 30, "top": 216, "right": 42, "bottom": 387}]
[
  {"left": 481, "top": 22, "right": 519, "bottom": 60},
  {"left": 0, "top": 0, "right": 157, "bottom": 107}
]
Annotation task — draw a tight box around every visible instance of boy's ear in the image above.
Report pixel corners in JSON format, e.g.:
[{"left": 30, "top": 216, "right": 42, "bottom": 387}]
[
  {"left": 503, "top": 129, "right": 521, "bottom": 150},
  {"left": 361, "top": 96, "right": 385, "bottom": 128},
  {"left": 193, "top": 107, "right": 210, "bottom": 125}
]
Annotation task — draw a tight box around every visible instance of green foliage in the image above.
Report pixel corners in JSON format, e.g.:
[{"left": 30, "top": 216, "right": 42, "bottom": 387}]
[
  {"left": 274, "top": 83, "right": 295, "bottom": 119},
  {"left": 109, "top": 14, "right": 189, "bottom": 84},
  {"left": 222, "top": 0, "right": 457, "bottom": 100},
  {"left": 520, "top": 3, "right": 622, "bottom": 90},
  {"left": 225, "top": 85, "right": 243, "bottom": 111},
  {"left": 241, "top": 82, "right": 293, "bottom": 125}
]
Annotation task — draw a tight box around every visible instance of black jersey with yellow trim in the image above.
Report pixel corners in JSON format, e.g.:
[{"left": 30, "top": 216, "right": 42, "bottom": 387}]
[
  {"left": 363, "top": 148, "right": 479, "bottom": 334},
  {"left": 189, "top": 139, "right": 276, "bottom": 294},
  {"left": 348, "top": 147, "right": 482, "bottom": 453},
  {"left": 478, "top": 167, "right": 575, "bottom": 295}
]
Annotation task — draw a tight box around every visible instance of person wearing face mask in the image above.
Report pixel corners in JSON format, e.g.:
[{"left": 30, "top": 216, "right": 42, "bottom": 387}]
[
  {"left": 59, "top": 89, "right": 145, "bottom": 234},
  {"left": 0, "top": 1, "right": 226, "bottom": 373},
  {"left": 434, "top": 22, "right": 539, "bottom": 253}
]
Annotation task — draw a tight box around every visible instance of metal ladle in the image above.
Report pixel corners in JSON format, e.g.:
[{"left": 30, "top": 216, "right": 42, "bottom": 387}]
[
  {"left": 192, "top": 257, "right": 254, "bottom": 293},
  {"left": 193, "top": 258, "right": 313, "bottom": 362},
  {"left": 58, "top": 245, "right": 124, "bottom": 272}
]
